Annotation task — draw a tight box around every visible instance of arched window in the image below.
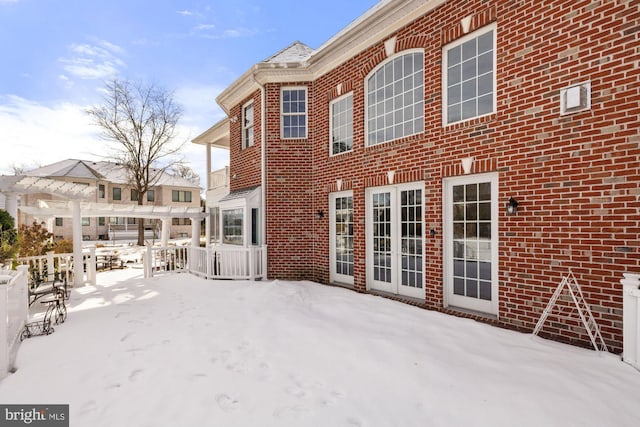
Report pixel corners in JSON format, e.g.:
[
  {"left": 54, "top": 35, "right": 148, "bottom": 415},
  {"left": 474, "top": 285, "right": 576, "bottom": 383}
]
[{"left": 366, "top": 50, "right": 424, "bottom": 146}]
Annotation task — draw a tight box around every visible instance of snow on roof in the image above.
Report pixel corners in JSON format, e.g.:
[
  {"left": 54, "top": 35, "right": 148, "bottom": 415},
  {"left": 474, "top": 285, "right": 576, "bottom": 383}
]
[
  {"left": 25, "top": 159, "right": 200, "bottom": 189},
  {"left": 25, "top": 159, "right": 104, "bottom": 180},
  {"left": 218, "top": 186, "right": 260, "bottom": 202},
  {"left": 261, "top": 41, "right": 314, "bottom": 64}
]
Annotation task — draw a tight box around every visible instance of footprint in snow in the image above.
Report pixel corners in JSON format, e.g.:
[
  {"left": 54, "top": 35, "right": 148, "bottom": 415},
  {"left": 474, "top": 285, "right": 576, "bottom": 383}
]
[
  {"left": 78, "top": 400, "right": 97, "bottom": 415},
  {"left": 129, "top": 369, "right": 143, "bottom": 382},
  {"left": 216, "top": 394, "right": 239, "bottom": 412},
  {"left": 272, "top": 405, "right": 309, "bottom": 419},
  {"left": 120, "top": 332, "right": 133, "bottom": 342},
  {"left": 347, "top": 417, "right": 364, "bottom": 426}
]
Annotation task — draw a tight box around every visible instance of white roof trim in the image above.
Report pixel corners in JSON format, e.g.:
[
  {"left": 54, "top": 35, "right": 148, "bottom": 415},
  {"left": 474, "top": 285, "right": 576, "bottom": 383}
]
[{"left": 216, "top": 0, "right": 446, "bottom": 112}]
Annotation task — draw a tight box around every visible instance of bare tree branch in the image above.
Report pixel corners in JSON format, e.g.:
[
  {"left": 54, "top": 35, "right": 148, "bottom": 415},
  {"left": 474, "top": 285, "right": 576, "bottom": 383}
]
[{"left": 87, "top": 78, "right": 184, "bottom": 245}]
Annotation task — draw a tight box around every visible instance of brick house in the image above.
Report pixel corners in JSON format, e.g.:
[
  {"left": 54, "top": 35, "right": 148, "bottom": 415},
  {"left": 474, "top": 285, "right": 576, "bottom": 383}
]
[
  {"left": 20, "top": 159, "right": 201, "bottom": 241},
  {"left": 201, "top": 0, "right": 639, "bottom": 351}
]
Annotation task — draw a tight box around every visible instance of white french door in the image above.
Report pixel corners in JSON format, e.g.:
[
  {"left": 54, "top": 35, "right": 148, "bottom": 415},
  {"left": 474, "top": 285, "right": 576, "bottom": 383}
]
[
  {"left": 443, "top": 173, "right": 498, "bottom": 315},
  {"left": 329, "top": 191, "right": 354, "bottom": 285},
  {"left": 366, "top": 183, "right": 425, "bottom": 299}
]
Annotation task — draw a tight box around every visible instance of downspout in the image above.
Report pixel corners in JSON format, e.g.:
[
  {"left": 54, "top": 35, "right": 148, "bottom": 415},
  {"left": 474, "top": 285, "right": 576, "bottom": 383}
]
[{"left": 253, "top": 75, "right": 267, "bottom": 277}]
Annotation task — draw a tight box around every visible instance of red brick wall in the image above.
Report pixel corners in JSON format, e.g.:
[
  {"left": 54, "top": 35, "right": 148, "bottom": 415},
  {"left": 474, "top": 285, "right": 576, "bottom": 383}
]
[
  {"left": 228, "top": 0, "right": 639, "bottom": 351},
  {"left": 264, "top": 82, "right": 315, "bottom": 279},
  {"left": 229, "top": 90, "right": 262, "bottom": 192}
]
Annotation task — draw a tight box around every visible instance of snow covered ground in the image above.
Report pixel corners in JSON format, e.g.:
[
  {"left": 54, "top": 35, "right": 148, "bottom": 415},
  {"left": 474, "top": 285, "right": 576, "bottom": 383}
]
[{"left": 1, "top": 268, "right": 639, "bottom": 427}]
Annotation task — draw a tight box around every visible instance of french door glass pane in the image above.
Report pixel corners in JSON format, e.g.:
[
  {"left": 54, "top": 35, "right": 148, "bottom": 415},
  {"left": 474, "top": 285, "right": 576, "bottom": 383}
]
[
  {"left": 373, "top": 192, "right": 392, "bottom": 283},
  {"left": 452, "top": 182, "right": 492, "bottom": 300},
  {"left": 335, "top": 196, "right": 354, "bottom": 276},
  {"left": 401, "top": 189, "right": 423, "bottom": 289}
]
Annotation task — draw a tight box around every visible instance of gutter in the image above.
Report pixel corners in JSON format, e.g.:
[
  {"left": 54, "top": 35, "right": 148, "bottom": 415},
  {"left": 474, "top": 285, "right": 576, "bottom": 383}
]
[{"left": 252, "top": 75, "right": 267, "bottom": 276}]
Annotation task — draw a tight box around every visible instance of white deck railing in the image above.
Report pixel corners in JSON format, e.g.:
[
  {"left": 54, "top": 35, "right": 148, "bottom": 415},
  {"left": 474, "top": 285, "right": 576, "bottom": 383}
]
[
  {"left": 0, "top": 265, "right": 29, "bottom": 380},
  {"left": 144, "top": 245, "right": 267, "bottom": 280},
  {"left": 622, "top": 273, "right": 640, "bottom": 371},
  {"left": 16, "top": 249, "right": 97, "bottom": 286},
  {"left": 143, "top": 246, "right": 189, "bottom": 277}
]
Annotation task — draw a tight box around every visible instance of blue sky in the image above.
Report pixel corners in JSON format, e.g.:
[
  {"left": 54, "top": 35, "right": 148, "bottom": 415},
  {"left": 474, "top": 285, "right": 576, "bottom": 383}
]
[{"left": 0, "top": 0, "right": 377, "bottom": 184}]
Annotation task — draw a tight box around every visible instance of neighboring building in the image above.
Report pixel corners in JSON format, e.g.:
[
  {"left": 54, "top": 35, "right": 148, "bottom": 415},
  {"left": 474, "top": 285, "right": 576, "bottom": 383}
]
[
  {"left": 20, "top": 159, "right": 201, "bottom": 241},
  {"left": 198, "top": 0, "right": 639, "bottom": 352}
]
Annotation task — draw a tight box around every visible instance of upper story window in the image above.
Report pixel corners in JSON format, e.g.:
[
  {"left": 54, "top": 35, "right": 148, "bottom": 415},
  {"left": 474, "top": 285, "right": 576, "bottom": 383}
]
[
  {"left": 112, "top": 187, "right": 121, "bottom": 201},
  {"left": 242, "top": 101, "right": 254, "bottom": 149},
  {"left": 147, "top": 190, "right": 155, "bottom": 202},
  {"left": 172, "top": 190, "right": 192, "bottom": 203},
  {"left": 443, "top": 24, "right": 496, "bottom": 125},
  {"left": 130, "top": 189, "right": 139, "bottom": 201},
  {"left": 366, "top": 50, "right": 424, "bottom": 146},
  {"left": 330, "top": 93, "right": 353, "bottom": 156},
  {"left": 281, "top": 88, "right": 307, "bottom": 139},
  {"left": 98, "top": 184, "right": 105, "bottom": 198}
]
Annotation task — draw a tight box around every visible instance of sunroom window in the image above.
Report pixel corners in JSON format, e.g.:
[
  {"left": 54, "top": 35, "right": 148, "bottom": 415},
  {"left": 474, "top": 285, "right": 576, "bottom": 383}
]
[
  {"left": 222, "top": 208, "right": 243, "bottom": 245},
  {"left": 366, "top": 51, "right": 424, "bottom": 146}
]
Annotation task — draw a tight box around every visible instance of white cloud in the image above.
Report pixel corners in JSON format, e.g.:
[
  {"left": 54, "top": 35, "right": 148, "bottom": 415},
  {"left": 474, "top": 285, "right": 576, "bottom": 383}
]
[
  {"left": 0, "top": 92, "right": 228, "bottom": 188},
  {"left": 0, "top": 95, "right": 105, "bottom": 174},
  {"left": 193, "top": 24, "right": 215, "bottom": 31},
  {"left": 176, "top": 10, "right": 193, "bottom": 16},
  {"left": 58, "top": 40, "right": 126, "bottom": 81}
]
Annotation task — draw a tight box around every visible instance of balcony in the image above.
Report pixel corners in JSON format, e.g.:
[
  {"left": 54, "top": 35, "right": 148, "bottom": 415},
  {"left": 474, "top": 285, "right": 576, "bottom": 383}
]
[{"left": 207, "top": 166, "right": 230, "bottom": 204}]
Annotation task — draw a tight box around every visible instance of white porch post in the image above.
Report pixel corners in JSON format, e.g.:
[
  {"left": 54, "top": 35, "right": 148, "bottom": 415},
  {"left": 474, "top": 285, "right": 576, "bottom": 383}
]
[
  {"left": 87, "top": 246, "right": 96, "bottom": 286},
  {"left": 161, "top": 218, "right": 170, "bottom": 247},
  {"left": 205, "top": 213, "right": 211, "bottom": 247},
  {"left": 191, "top": 217, "right": 201, "bottom": 248},
  {"left": 71, "top": 200, "right": 83, "bottom": 286},
  {"left": 4, "top": 193, "right": 18, "bottom": 228}
]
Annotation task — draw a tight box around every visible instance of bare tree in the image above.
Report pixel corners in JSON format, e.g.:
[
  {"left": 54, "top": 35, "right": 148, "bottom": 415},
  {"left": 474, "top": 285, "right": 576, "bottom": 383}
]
[
  {"left": 87, "top": 79, "right": 183, "bottom": 245},
  {"left": 171, "top": 164, "right": 201, "bottom": 187}
]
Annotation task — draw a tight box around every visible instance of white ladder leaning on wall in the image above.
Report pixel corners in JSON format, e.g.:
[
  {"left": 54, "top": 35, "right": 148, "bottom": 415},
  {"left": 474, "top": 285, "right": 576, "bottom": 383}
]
[{"left": 533, "top": 270, "right": 608, "bottom": 352}]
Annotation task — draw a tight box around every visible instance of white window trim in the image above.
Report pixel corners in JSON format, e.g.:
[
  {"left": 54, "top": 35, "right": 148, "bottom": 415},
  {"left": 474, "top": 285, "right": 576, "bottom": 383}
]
[
  {"left": 329, "top": 190, "right": 354, "bottom": 285},
  {"left": 242, "top": 100, "right": 254, "bottom": 149},
  {"left": 442, "top": 172, "right": 499, "bottom": 315},
  {"left": 329, "top": 92, "right": 354, "bottom": 157},
  {"left": 221, "top": 207, "right": 245, "bottom": 246},
  {"left": 364, "top": 182, "right": 426, "bottom": 299},
  {"left": 442, "top": 23, "right": 497, "bottom": 127},
  {"left": 280, "top": 86, "right": 308, "bottom": 140},
  {"left": 364, "top": 48, "right": 425, "bottom": 147}
]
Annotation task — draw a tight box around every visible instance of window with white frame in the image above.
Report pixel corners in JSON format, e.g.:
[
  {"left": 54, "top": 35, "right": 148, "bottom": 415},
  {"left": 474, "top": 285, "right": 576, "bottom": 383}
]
[
  {"left": 222, "top": 208, "right": 243, "bottom": 245},
  {"left": 334, "top": 194, "right": 354, "bottom": 277},
  {"left": 242, "top": 101, "right": 254, "bottom": 149},
  {"left": 330, "top": 93, "right": 353, "bottom": 155},
  {"left": 281, "top": 88, "right": 307, "bottom": 139},
  {"left": 366, "top": 51, "right": 424, "bottom": 146},
  {"left": 172, "top": 190, "right": 192, "bottom": 203},
  {"left": 443, "top": 25, "right": 495, "bottom": 125},
  {"left": 210, "top": 207, "right": 220, "bottom": 243}
]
